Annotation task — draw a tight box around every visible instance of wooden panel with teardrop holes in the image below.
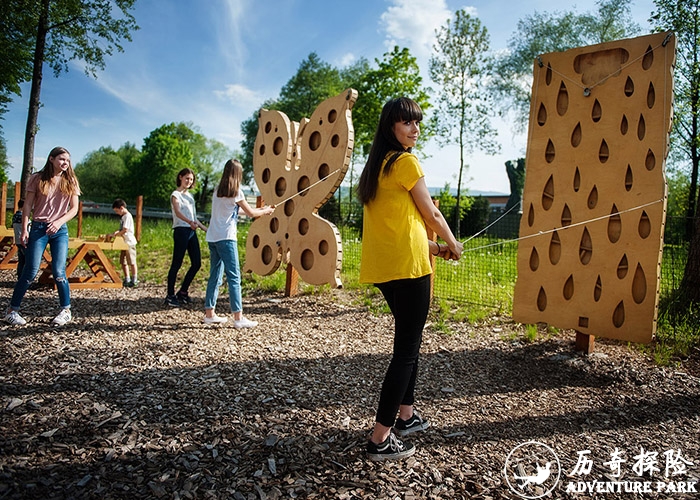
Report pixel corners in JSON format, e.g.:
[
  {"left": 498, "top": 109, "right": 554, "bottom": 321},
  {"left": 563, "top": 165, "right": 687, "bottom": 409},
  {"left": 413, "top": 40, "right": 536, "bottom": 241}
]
[
  {"left": 512, "top": 33, "right": 675, "bottom": 344},
  {"left": 243, "top": 89, "right": 357, "bottom": 288}
]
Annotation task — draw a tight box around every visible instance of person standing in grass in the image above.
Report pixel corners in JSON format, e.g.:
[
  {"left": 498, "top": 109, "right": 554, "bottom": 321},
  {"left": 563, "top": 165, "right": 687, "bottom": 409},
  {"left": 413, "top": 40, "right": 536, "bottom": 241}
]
[
  {"left": 165, "top": 168, "right": 207, "bottom": 307},
  {"left": 357, "top": 97, "right": 463, "bottom": 461},
  {"left": 5, "top": 146, "right": 81, "bottom": 326},
  {"left": 111, "top": 198, "right": 138, "bottom": 287},
  {"left": 203, "top": 159, "right": 274, "bottom": 327}
]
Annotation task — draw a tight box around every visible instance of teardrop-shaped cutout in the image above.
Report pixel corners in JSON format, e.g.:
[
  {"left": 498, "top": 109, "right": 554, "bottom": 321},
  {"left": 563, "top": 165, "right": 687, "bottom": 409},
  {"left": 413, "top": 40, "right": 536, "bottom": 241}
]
[
  {"left": 563, "top": 274, "right": 574, "bottom": 300},
  {"left": 573, "top": 167, "right": 581, "bottom": 192},
  {"left": 592, "top": 99, "right": 602, "bottom": 122},
  {"left": 608, "top": 204, "right": 621, "bottom": 243},
  {"left": 542, "top": 175, "right": 554, "bottom": 210},
  {"left": 579, "top": 228, "right": 592, "bottom": 265},
  {"left": 594, "top": 275, "right": 602, "bottom": 302},
  {"left": 647, "top": 82, "right": 655, "bottom": 108},
  {"left": 546, "top": 63, "right": 553, "bottom": 85},
  {"left": 599, "top": 139, "right": 609, "bottom": 163},
  {"left": 557, "top": 81, "right": 569, "bottom": 115},
  {"left": 625, "top": 165, "right": 634, "bottom": 191},
  {"left": 612, "top": 301, "right": 625, "bottom": 328},
  {"left": 638, "top": 211, "right": 651, "bottom": 238},
  {"left": 642, "top": 45, "right": 653, "bottom": 70},
  {"left": 528, "top": 203, "right": 535, "bottom": 226},
  {"left": 617, "top": 254, "right": 629, "bottom": 279},
  {"left": 587, "top": 185, "right": 598, "bottom": 209},
  {"left": 637, "top": 114, "right": 646, "bottom": 140},
  {"left": 537, "top": 102, "right": 547, "bottom": 126},
  {"left": 561, "top": 204, "right": 572, "bottom": 227},
  {"left": 549, "top": 231, "right": 561, "bottom": 265},
  {"left": 624, "top": 76, "right": 634, "bottom": 96},
  {"left": 537, "top": 286, "right": 547, "bottom": 311},
  {"left": 632, "top": 263, "right": 647, "bottom": 304},
  {"left": 529, "top": 247, "right": 540, "bottom": 271},
  {"left": 545, "top": 139, "right": 556, "bottom": 163},
  {"left": 571, "top": 122, "right": 582, "bottom": 147},
  {"left": 620, "top": 115, "right": 629, "bottom": 135},
  {"left": 645, "top": 149, "right": 656, "bottom": 171}
]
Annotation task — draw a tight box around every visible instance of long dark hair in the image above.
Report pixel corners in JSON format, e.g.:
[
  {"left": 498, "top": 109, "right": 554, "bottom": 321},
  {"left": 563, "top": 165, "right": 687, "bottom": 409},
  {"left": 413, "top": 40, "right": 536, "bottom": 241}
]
[
  {"left": 38, "top": 146, "right": 80, "bottom": 196},
  {"left": 357, "top": 97, "right": 423, "bottom": 204},
  {"left": 176, "top": 168, "right": 196, "bottom": 187},
  {"left": 217, "top": 159, "right": 242, "bottom": 198}
]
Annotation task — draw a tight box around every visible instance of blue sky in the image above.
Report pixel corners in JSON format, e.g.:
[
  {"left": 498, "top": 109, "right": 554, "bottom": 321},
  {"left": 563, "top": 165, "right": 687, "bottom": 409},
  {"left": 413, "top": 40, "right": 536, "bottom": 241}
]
[{"left": 2, "top": 0, "right": 657, "bottom": 194}]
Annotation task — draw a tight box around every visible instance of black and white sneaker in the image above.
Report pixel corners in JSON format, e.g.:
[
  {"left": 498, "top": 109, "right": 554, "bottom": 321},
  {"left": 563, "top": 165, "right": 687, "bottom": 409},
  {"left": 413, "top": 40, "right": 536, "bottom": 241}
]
[
  {"left": 366, "top": 433, "right": 415, "bottom": 461},
  {"left": 176, "top": 291, "right": 191, "bottom": 305},
  {"left": 164, "top": 295, "right": 180, "bottom": 307},
  {"left": 394, "top": 411, "right": 430, "bottom": 437}
]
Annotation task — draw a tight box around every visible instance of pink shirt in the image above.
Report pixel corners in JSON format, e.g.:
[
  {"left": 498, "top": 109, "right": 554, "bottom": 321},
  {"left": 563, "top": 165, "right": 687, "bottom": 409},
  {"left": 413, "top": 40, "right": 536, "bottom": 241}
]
[{"left": 27, "top": 173, "right": 79, "bottom": 223}]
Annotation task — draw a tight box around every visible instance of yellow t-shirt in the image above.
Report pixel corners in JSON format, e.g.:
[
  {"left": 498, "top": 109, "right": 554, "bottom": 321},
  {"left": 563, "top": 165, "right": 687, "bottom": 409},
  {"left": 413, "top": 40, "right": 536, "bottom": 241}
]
[{"left": 360, "top": 152, "right": 431, "bottom": 284}]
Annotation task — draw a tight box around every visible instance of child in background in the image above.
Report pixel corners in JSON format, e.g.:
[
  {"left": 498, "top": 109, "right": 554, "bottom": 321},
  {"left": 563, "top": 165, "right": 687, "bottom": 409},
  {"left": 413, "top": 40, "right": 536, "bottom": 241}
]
[
  {"left": 111, "top": 199, "right": 138, "bottom": 287},
  {"left": 12, "top": 200, "right": 27, "bottom": 278}
]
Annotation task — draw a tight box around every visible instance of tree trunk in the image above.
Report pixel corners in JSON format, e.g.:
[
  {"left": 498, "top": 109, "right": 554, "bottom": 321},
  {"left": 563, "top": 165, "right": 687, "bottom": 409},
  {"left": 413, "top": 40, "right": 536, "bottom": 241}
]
[
  {"left": 21, "top": 0, "right": 50, "bottom": 197},
  {"left": 680, "top": 207, "right": 700, "bottom": 304}
]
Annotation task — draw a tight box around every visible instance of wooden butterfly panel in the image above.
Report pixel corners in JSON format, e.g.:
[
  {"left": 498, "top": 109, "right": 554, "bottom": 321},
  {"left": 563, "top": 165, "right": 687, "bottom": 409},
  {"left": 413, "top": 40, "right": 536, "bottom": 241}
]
[
  {"left": 512, "top": 33, "right": 676, "bottom": 343},
  {"left": 243, "top": 89, "right": 357, "bottom": 287}
]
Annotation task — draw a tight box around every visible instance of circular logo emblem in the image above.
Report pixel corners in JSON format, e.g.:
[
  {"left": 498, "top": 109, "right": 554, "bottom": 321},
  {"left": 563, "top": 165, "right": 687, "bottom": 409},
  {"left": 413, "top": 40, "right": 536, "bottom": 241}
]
[{"left": 503, "top": 441, "right": 561, "bottom": 499}]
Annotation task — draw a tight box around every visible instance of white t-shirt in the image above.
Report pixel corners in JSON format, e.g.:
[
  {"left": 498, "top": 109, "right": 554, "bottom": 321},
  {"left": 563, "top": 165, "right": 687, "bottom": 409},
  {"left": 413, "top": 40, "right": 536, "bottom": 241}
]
[
  {"left": 120, "top": 211, "right": 137, "bottom": 246},
  {"left": 206, "top": 190, "right": 245, "bottom": 243},
  {"left": 171, "top": 190, "right": 197, "bottom": 229}
]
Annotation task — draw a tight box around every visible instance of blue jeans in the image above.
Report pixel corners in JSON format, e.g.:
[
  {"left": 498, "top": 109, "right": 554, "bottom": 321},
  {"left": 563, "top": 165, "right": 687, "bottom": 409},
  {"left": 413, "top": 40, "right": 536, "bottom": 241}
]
[
  {"left": 205, "top": 239, "right": 242, "bottom": 313},
  {"left": 167, "top": 227, "right": 201, "bottom": 296},
  {"left": 10, "top": 222, "right": 70, "bottom": 310}
]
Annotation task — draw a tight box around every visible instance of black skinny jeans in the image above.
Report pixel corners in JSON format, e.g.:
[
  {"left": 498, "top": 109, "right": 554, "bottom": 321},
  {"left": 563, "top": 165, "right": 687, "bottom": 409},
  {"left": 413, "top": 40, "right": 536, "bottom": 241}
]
[
  {"left": 167, "top": 227, "right": 201, "bottom": 296},
  {"left": 375, "top": 274, "right": 431, "bottom": 428}
]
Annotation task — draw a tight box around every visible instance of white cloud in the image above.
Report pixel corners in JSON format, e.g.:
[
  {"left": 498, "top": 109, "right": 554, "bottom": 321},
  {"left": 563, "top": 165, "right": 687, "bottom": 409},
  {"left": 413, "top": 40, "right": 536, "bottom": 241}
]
[
  {"left": 214, "top": 83, "right": 265, "bottom": 111},
  {"left": 336, "top": 52, "right": 357, "bottom": 67},
  {"left": 216, "top": 0, "right": 250, "bottom": 77}
]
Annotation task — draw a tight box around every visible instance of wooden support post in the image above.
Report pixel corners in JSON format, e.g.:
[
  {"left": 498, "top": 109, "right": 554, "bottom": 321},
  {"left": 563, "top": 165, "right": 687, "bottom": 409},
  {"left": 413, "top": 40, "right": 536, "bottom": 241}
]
[
  {"left": 575, "top": 330, "right": 595, "bottom": 354},
  {"left": 14, "top": 182, "right": 20, "bottom": 212},
  {"left": 135, "top": 195, "right": 143, "bottom": 242},
  {"left": 76, "top": 201, "right": 83, "bottom": 238},
  {"left": 426, "top": 199, "right": 440, "bottom": 301},
  {"left": 285, "top": 262, "right": 299, "bottom": 297},
  {"left": 1, "top": 183, "right": 6, "bottom": 226}
]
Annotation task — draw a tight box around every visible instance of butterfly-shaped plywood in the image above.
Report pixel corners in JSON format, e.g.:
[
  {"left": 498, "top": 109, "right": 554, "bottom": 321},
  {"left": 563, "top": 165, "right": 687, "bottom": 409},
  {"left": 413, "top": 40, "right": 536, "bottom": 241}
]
[{"left": 243, "top": 88, "right": 357, "bottom": 288}]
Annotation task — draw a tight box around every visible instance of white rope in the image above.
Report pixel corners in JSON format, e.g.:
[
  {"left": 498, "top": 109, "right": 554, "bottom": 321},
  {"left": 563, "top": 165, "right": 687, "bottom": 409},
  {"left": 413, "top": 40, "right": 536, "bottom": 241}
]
[
  {"left": 274, "top": 168, "right": 341, "bottom": 207},
  {"left": 463, "top": 199, "right": 522, "bottom": 244}
]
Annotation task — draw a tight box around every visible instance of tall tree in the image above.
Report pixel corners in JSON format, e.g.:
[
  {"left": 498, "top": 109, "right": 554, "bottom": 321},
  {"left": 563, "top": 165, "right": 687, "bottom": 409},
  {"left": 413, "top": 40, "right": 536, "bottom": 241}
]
[
  {"left": 17, "top": 0, "right": 138, "bottom": 196},
  {"left": 74, "top": 146, "right": 129, "bottom": 201},
  {"left": 492, "top": 0, "right": 640, "bottom": 130},
  {"left": 429, "top": 10, "right": 500, "bottom": 237},
  {"left": 193, "top": 138, "right": 234, "bottom": 211}
]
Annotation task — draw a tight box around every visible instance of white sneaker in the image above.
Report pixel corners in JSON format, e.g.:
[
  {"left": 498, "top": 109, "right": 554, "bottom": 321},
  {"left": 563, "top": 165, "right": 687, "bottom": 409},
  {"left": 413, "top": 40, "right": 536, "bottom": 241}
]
[
  {"left": 203, "top": 314, "right": 228, "bottom": 324},
  {"left": 233, "top": 317, "right": 258, "bottom": 329},
  {"left": 5, "top": 310, "right": 26, "bottom": 325},
  {"left": 53, "top": 308, "right": 72, "bottom": 326}
]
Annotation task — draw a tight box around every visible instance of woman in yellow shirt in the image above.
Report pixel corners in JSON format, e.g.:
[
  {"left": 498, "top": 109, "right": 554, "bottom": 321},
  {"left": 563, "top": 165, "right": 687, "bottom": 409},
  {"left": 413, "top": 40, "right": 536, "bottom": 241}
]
[{"left": 358, "top": 97, "right": 463, "bottom": 461}]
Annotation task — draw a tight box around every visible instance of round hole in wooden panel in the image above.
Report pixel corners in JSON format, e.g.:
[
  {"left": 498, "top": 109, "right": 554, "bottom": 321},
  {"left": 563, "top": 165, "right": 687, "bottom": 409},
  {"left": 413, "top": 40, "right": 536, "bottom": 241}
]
[
  {"left": 599, "top": 139, "right": 609, "bottom": 163},
  {"left": 262, "top": 168, "right": 271, "bottom": 184},
  {"left": 620, "top": 115, "right": 629, "bottom": 135},
  {"left": 318, "top": 163, "right": 330, "bottom": 179},
  {"left": 275, "top": 177, "right": 287, "bottom": 197},
  {"left": 607, "top": 204, "right": 621, "bottom": 243},
  {"left": 563, "top": 274, "right": 574, "bottom": 300},
  {"left": 528, "top": 203, "right": 535, "bottom": 226},
  {"left": 549, "top": 231, "right": 561, "bottom": 265},
  {"left": 642, "top": 45, "right": 653, "bottom": 70},
  {"left": 594, "top": 275, "right": 602, "bottom": 302},
  {"left": 612, "top": 300, "right": 625, "bottom": 328},
  {"left": 617, "top": 254, "right": 629, "bottom": 279},
  {"left": 259, "top": 144, "right": 266, "bottom": 156},
  {"left": 625, "top": 165, "right": 633, "bottom": 191},
  {"left": 587, "top": 185, "right": 598, "bottom": 209},
  {"left": 284, "top": 199, "right": 295, "bottom": 217},
  {"left": 269, "top": 217, "right": 279, "bottom": 234},
  {"left": 556, "top": 81, "right": 568, "bottom": 115},
  {"left": 537, "top": 286, "right": 547, "bottom": 311},
  {"left": 537, "top": 103, "right": 547, "bottom": 126},
  {"left": 542, "top": 175, "right": 554, "bottom": 210},
  {"left": 624, "top": 76, "right": 634, "bottom": 96},
  {"left": 318, "top": 239, "right": 329, "bottom": 256},
  {"left": 579, "top": 228, "right": 592, "bottom": 265},
  {"left": 298, "top": 218, "right": 309, "bottom": 236},
  {"left": 647, "top": 82, "right": 655, "bottom": 108},
  {"left": 328, "top": 109, "right": 338, "bottom": 123},
  {"left": 297, "top": 176, "right": 310, "bottom": 197},
  {"left": 252, "top": 234, "right": 260, "bottom": 248},
  {"left": 571, "top": 122, "right": 582, "bottom": 147},
  {"left": 529, "top": 247, "right": 539, "bottom": 271},
  {"left": 301, "top": 249, "right": 314, "bottom": 271},
  {"left": 331, "top": 134, "right": 340, "bottom": 147},
  {"left": 273, "top": 137, "right": 284, "bottom": 155},
  {"left": 638, "top": 211, "right": 651, "bottom": 238},
  {"left": 592, "top": 99, "right": 602, "bottom": 122},
  {"left": 632, "top": 263, "right": 647, "bottom": 304},
  {"left": 645, "top": 149, "right": 656, "bottom": 170},
  {"left": 264, "top": 121, "right": 272, "bottom": 133},
  {"left": 545, "top": 139, "right": 556, "bottom": 163},
  {"left": 261, "top": 245, "right": 273, "bottom": 265},
  {"left": 308, "top": 131, "right": 322, "bottom": 151},
  {"left": 637, "top": 114, "right": 646, "bottom": 140}
]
